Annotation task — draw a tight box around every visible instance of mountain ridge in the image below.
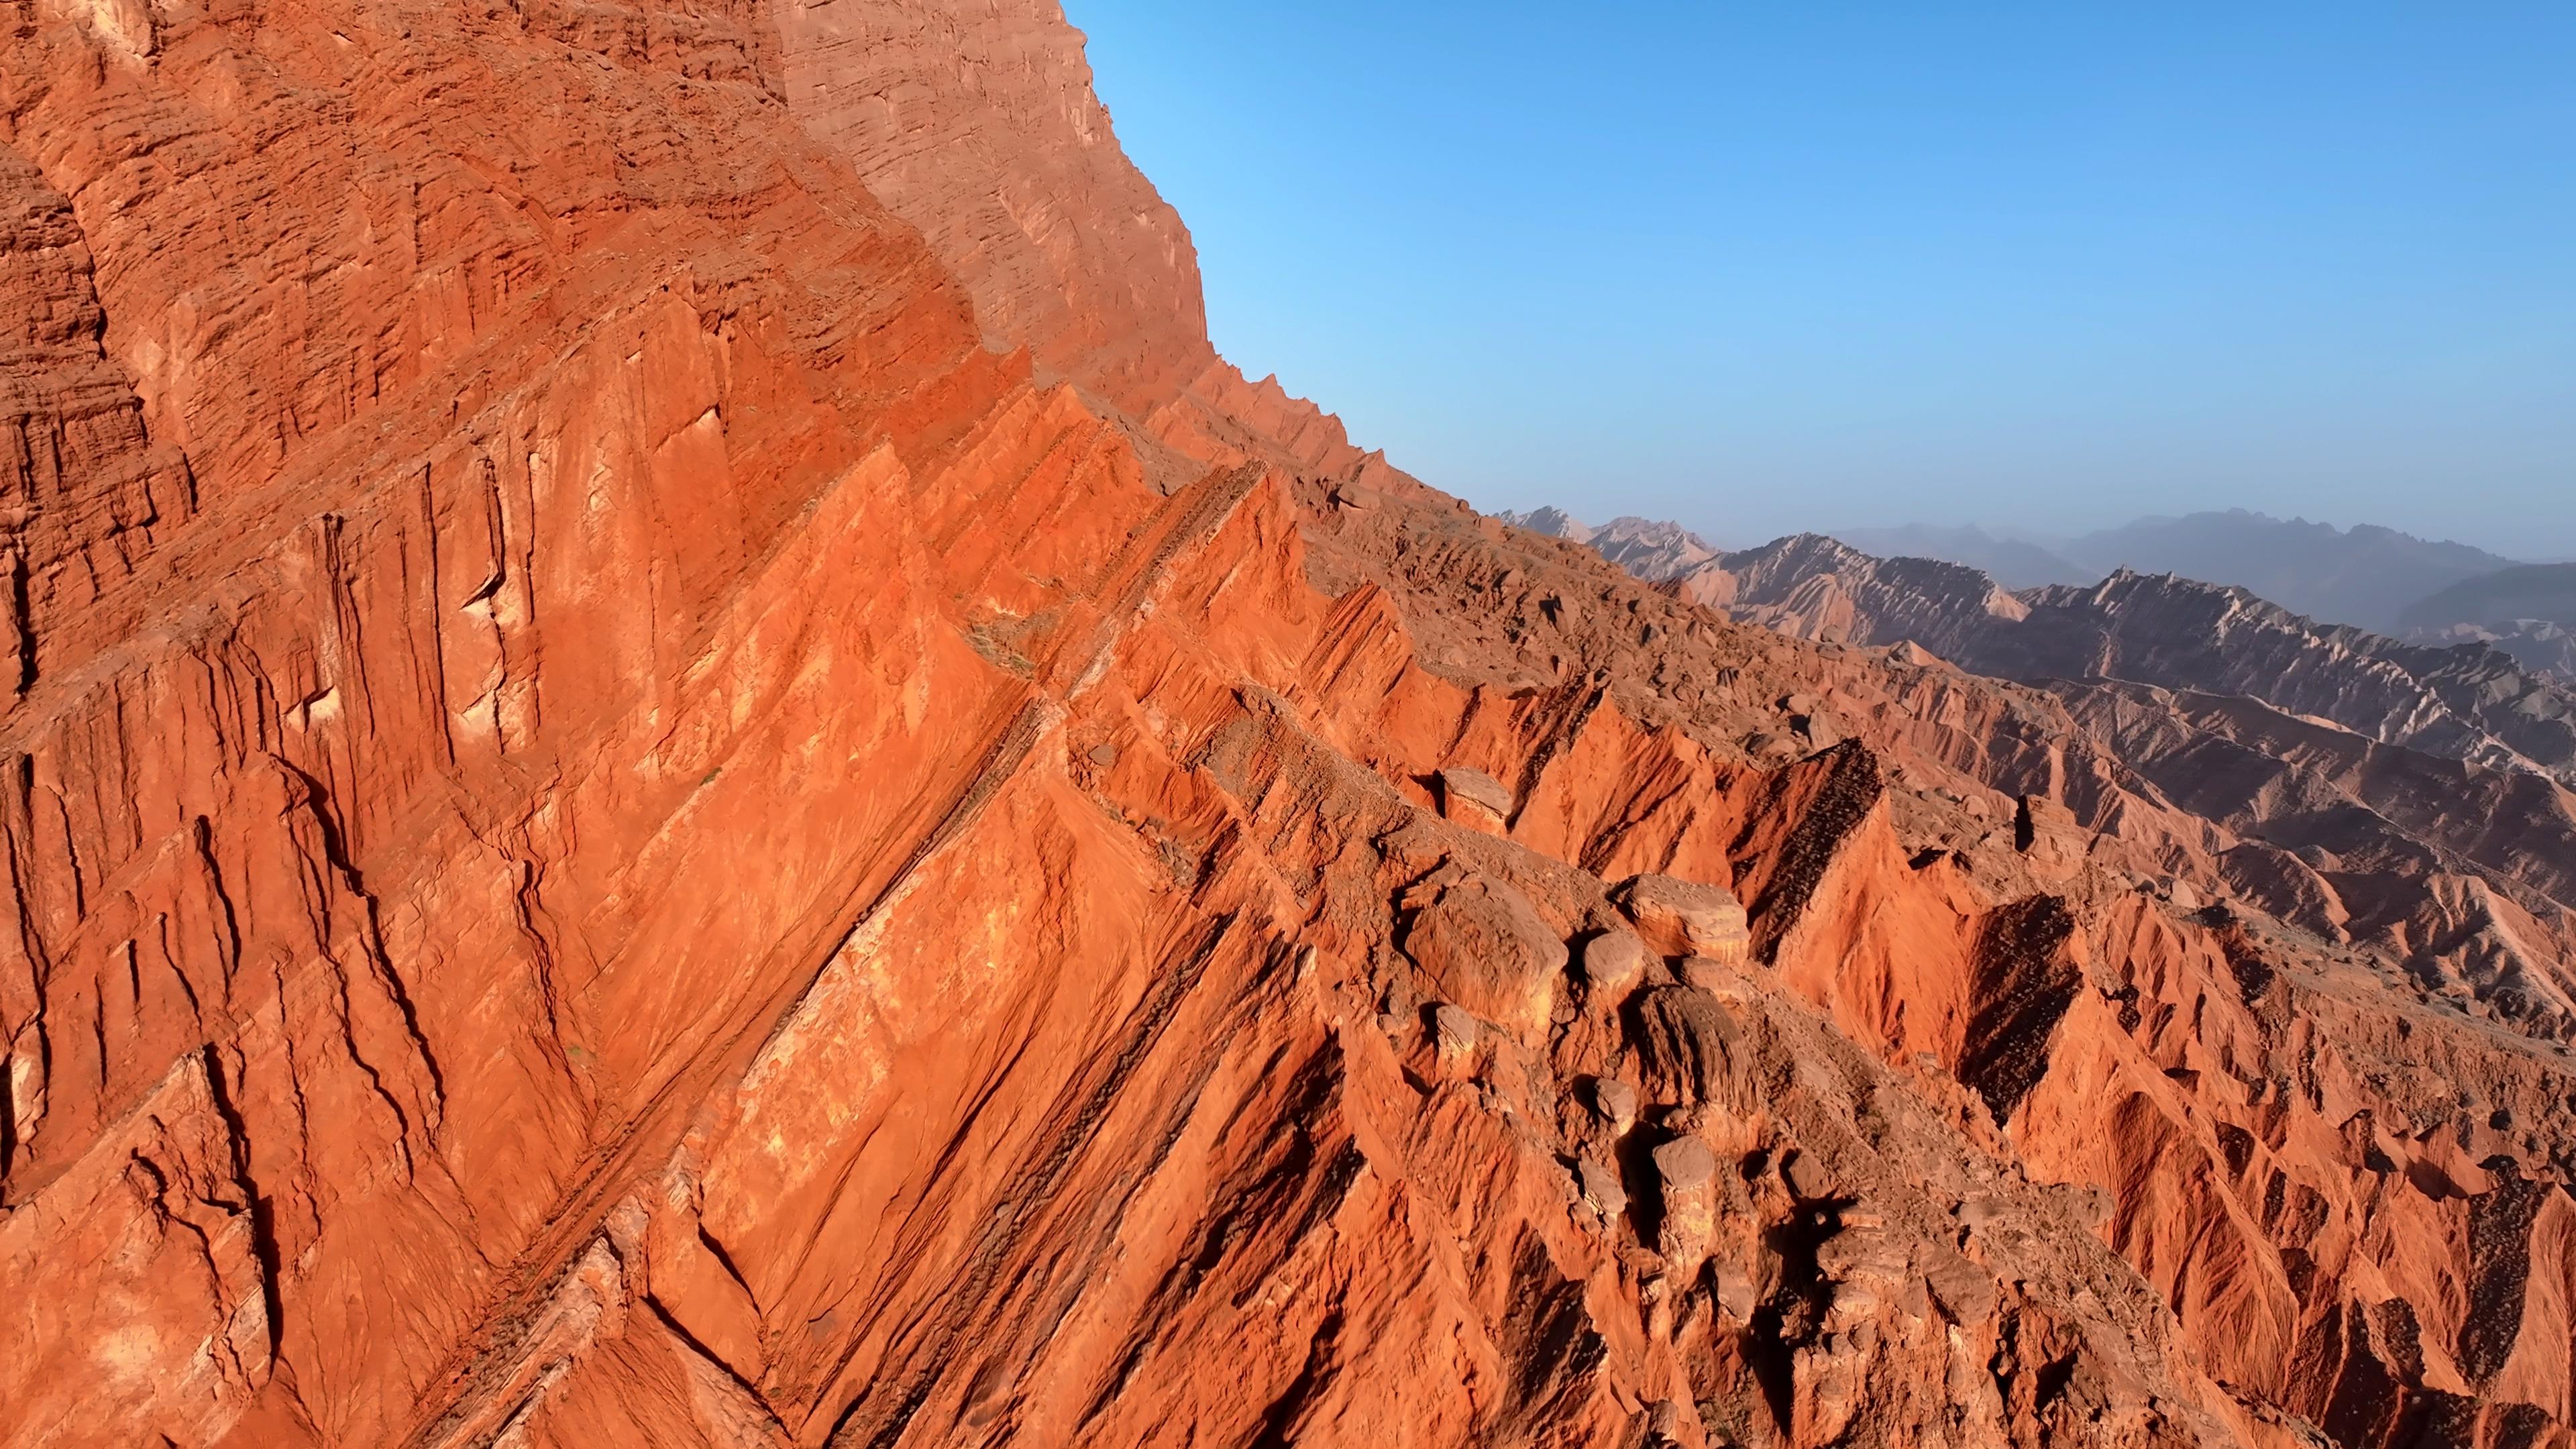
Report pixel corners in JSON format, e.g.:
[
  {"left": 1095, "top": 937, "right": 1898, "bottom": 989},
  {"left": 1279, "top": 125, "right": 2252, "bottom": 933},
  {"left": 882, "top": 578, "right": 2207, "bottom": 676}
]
[
  {"left": 3, "top": 5, "right": 2572, "bottom": 1448},
  {"left": 1538, "top": 504, "right": 2526, "bottom": 633}
]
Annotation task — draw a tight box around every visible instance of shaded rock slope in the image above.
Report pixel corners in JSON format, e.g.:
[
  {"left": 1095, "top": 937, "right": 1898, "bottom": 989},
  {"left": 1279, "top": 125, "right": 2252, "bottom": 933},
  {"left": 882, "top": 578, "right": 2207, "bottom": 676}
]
[{"left": 3, "top": 4, "right": 2573, "bottom": 1449}]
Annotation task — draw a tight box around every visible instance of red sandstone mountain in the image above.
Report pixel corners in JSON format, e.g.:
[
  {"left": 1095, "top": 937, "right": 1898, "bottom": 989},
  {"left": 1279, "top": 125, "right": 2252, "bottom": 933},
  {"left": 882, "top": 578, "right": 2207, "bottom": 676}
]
[{"left": 3, "top": 4, "right": 2573, "bottom": 1448}]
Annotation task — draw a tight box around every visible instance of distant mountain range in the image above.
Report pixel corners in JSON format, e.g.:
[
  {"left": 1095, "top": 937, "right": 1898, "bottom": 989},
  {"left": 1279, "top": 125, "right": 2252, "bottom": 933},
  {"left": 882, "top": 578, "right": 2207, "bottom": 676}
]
[
  {"left": 1514, "top": 504, "right": 2576, "bottom": 695},
  {"left": 2398, "top": 562, "right": 2576, "bottom": 678},
  {"left": 1527, "top": 505, "right": 2530, "bottom": 637},
  {"left": 1686, "top": 533, "right": 2576, "bottom": 784},
  {"left": 2055, "top": 510, "right": 2522, "bottom": 634},
  {"left": 1496, "top": 510, "right": 1717, "bottom": 581},
  {"left": 2402, "top": 562, "right": 2576, "bottom": 631},
  {"left": 1825, "top": 523, "right": 2090, "bottom": 591}
]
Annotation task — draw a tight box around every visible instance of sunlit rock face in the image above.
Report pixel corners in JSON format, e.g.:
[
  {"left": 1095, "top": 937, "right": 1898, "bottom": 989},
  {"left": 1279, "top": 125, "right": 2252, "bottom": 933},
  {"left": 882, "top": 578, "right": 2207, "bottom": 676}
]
[{"left": 2, "top": 4, "right": 2571, "bottom": 1448}]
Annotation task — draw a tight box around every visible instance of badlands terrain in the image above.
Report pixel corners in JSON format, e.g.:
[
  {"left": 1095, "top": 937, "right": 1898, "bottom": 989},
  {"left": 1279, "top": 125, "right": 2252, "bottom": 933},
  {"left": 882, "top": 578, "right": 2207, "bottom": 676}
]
[{"left": 2, "top": 1, "right": 2573, "bottom": 1446}]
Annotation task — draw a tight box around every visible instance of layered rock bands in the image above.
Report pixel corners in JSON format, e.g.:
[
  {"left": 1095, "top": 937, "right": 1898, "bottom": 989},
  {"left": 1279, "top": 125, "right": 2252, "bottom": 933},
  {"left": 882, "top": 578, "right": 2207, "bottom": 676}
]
[{"left": 2, "top": 3, "right": 2571, "bottom": 1447}]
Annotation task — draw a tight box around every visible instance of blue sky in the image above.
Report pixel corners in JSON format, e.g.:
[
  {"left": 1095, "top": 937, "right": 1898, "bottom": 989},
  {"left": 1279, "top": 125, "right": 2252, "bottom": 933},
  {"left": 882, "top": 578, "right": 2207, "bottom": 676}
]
[{"left": 1063, "top": 3, "right": 2576, "bottom": 557}]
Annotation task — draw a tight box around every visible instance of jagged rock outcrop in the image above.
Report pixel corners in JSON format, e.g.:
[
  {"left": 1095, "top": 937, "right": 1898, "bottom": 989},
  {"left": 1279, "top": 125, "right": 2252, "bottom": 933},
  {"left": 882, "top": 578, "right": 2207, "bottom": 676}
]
[
  {"left": 2007, "top": 574, "right": 2576, "bottom": 783},
  {"left": 3, "top": 3, "right": 2571, "bottom": 1448},
  {"left": 1678, "top": 532, "right": 2031, "bottom": 653},
  {"left": 1571, "top": 529, "right": 2576, "bottom": 1037}
]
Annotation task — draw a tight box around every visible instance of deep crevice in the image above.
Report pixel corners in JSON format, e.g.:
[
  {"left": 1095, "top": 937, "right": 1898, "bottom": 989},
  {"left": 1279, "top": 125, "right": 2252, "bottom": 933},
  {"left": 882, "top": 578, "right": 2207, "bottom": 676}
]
[{"left": 199, "top": 1043, "right": 286, "bottom": 1366}]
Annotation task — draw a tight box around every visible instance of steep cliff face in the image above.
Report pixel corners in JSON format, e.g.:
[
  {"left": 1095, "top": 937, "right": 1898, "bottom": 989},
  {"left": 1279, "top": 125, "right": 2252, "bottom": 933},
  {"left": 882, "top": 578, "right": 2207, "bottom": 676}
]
[{"left": 4, "top": 4, "right": 2573, "bottom": 1448}]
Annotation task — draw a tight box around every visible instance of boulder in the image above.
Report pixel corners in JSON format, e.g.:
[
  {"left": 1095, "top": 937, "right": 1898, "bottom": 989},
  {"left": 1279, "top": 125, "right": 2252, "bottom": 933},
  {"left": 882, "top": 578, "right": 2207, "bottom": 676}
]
[
  {"left": 1652, "top": 1135, "right": 1717, "bottom": 1192},
  {"left": 1432, "top": 1004, "right": 1479, "bottom": 1071},
  {"left": 1613, "top": 873, "right": 1750, "bottom": 962},
  {"left": 1711, "top": 1260, "right": 1759, "bottom": 1322},
  {"left": 1676, "top": 955, "right": 1733, "bottom": 991},
  {"left": 1780, "top": 1147, "right": 1835, "bottom": 1202},
  {"left": 1591, "top": 1077, "right": 1640, "bottom": 1131},
  {"left": 1578, "top": 929, "right": 1648, "bottom": 1000},
  {"left": 1399, "top": 871, "right": 1567, "bottom": 1036},
  {"left": 1922, "top": 1250, "right": 2000, "bottom": 1325},
  {"left": 1651, "top": 1136, "right": 1720, "bottom": 1263},
  {"left": 1436, "top": 766, "right": 1513, "bottom": 830},
  {"left": 1746, "top": 731, "right": 1801, "bottom": 763},
  {"left": 1646, "top": 1398, "right": 1704, "bottom": 1447},
  {"left": 1576, "top": 1156, "right": 1627, "bottom": 1219}
]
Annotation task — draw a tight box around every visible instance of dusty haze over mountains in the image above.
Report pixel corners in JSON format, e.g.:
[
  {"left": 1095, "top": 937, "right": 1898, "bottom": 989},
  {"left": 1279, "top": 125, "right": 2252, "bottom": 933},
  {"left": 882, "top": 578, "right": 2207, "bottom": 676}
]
[{"left": 3, "top": 4, "right": 2573, "bottom": 1449}]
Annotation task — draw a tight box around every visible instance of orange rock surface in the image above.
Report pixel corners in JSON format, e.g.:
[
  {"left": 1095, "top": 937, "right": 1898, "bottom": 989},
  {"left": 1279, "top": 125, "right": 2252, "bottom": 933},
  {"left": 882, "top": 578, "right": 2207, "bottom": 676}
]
[{"left": 1, "top": 2, "right": 2569, "bottom": 1446}]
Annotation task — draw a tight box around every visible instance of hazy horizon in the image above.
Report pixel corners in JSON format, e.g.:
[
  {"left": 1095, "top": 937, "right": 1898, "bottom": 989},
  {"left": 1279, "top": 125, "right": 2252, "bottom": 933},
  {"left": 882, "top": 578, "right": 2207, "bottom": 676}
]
[
  {"left": 1068, "top": 2, "right": 2575, "bottom": 559},
  {"left": 1544, "top": 505, "right": 2573, "bottom": 566}
]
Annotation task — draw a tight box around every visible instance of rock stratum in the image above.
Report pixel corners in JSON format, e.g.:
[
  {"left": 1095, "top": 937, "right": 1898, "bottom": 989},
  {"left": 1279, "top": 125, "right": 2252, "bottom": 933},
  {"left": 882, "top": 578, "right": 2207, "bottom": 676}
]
[{"left": 3, "top": 4, "right": 2574, "bottom": 1448}]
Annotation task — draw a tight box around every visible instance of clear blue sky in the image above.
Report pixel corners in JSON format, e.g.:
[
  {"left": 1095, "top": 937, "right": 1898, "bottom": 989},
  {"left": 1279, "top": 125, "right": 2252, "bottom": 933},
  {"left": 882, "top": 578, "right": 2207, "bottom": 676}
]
[{"left": 1063, "top": 3, "right": 2575, "bottom": 557}]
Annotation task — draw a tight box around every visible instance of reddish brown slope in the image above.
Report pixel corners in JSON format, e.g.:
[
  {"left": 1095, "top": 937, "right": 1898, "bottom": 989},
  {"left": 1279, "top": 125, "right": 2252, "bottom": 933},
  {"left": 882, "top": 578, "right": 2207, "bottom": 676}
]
[{"left": 1, "top": 3, "right": 2570, "bottom": 1448}]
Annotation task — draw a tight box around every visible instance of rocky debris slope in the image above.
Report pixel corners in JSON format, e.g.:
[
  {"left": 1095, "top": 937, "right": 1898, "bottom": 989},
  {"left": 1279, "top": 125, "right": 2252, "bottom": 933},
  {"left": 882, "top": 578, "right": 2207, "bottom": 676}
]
[{"left": 1, "top": 3, "right": 2572, "bottom": 1448}]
